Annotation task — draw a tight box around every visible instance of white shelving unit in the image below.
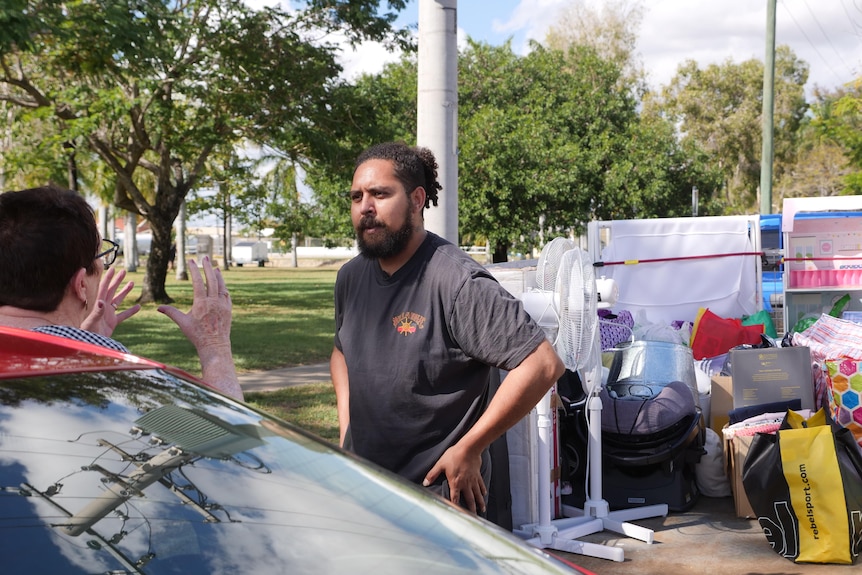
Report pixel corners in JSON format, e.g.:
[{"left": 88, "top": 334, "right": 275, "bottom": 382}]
[{"left": 782, "top": 196, "right": 862, "bottom": 332}]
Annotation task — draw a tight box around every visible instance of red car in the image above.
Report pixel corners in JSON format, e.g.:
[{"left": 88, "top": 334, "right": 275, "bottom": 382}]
[{"left": 0, "top": 326, "right": 595, "bottom": 574}]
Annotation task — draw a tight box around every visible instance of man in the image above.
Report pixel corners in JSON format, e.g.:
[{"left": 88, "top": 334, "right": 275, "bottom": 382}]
[
  {"left": 0, "top": 185, "right": 242, "bottom": 400},
  {"left": 330, "top": 142, "right": 564, "bottom": 515}
]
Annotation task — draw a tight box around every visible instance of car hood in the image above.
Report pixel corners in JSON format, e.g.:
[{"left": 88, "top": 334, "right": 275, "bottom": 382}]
[{"left": 0, "top": 330, "right": 578, "bottom": 574}]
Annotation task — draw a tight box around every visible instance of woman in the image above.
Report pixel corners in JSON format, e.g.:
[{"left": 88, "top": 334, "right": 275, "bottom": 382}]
[{"left": 0, "top": 184, "right": 242, "bottom": 400}]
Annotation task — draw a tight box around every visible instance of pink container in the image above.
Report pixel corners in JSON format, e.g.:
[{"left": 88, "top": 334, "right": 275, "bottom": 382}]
[
  {"left": 808, "top": 270, "right": 821, "bottom": 287},
  {"left": 789, "top": 270, "right": 800, "bottom": 288},
  {"left": 836, "top": 269, "right": 849, "bottom": 287}
]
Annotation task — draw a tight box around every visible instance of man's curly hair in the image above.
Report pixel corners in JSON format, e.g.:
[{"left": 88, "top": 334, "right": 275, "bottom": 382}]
[{"left": 355, "top": 142, "right": 441, "bottom": 209}]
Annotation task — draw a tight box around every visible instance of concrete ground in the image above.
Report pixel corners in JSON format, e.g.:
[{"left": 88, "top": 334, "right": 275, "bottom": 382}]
[
  {"left": 238, "top": 365, "right": 855, "bottom": 574},
  {"left": 238, "top": 362, "right": 331, "bottom": 392},
  {"left": 554, "top": 494, "right": 853, "bottom": 575}
]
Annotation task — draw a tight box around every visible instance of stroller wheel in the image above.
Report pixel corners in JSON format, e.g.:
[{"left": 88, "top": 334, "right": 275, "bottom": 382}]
[{"left": 562, "top": 442, "right": 581, "bottom": 481}]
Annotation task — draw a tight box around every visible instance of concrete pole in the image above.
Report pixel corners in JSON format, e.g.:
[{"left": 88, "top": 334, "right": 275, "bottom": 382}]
[
  {"left": 760, "top": 0, "right": 776, "bottom": 215},
  {"left": 417, "top": 0, "right": 458, "bottom": 244},
  {"left": 175, "top": 200, "right": 188, "bottom": 280},
  {"left": 124, "top": 212, "right": 138, "bottom": 272},
  {"left": 98, "top": 204, "right": 109, "bottom": 242}
]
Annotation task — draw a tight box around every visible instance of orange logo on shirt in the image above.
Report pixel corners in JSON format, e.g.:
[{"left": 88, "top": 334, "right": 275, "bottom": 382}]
[{"left": 393, "top": 312, "right": 426, "bottom": 336}]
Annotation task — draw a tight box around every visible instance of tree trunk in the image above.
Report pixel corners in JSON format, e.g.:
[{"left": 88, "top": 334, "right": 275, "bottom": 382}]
[
  {"left": 175, "top": 201, "right": 188, "bottom": 281},
  {"left": 492, "top": 241, "right": 509, "bottom": 263},
  {"left": 137, "top": 187, "right": 187, "bottom": 304},
  {"left": 0, "top": 103, "right": 11, "bottom": 190},
  {"left": 139, "top": 210, "right": 175, "bottom": 303},
  {"left": 222, "top": 209, "right": 231, "bottom": 271},
  {"left": 64, "top": 142, "right": 79, "bottom": 192}
]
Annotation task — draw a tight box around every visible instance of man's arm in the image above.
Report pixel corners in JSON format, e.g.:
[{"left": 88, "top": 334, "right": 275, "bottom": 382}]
[
  {"left": 330, "top": 346, "right": 350, "bottom": 447},
  {"left": 423, "top": 339, "right": 564, "bottom": 513}
]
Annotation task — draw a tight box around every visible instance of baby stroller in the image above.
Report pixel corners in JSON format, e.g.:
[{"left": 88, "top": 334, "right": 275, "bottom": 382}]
[{"left": 559, "top": 341, "right": 706, "bottom": 513}]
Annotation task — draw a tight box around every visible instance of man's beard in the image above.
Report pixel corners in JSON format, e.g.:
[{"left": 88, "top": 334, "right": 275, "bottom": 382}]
[{"left": 356, "top": 209, "right": 414, "bottom": 260}]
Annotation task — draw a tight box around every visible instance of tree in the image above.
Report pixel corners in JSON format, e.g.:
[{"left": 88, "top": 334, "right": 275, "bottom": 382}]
[
  {"left": 0, "top": 0, "right": 409, "bottom": 302},
  {"left": 301, "top": 57, "right": 419, "bottom": 244},
  {"left": 459, "top": 41, "right": 724, "bottom": 260},
  {"left": 304, "top": 41, "right": 719, "bottom": 261},
  {"left": 186, "top": 151, "right": 256, "bottom": 270},
  {"left": 544, "top": 0, "right": 647, "bottom": 94},
  {"left": 657, "top": 45, "right": 809, "bottom": 213},
  {"left": 255, "top": 154, "right": 317, "bottom": 260},
  {"left": 809, "top": 80, "right": 862, "bottom": 195}
]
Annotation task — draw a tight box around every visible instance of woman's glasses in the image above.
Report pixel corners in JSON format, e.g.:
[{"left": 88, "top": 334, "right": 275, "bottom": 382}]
[{"left": 96, "top": 239, "right": 120, "bottom": 270}]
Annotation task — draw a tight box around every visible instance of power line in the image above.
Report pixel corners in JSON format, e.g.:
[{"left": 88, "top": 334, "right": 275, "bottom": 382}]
[
  {"left": 839, "top": 0, "right": 862, "bottom": 80},
  {"left": 801, "top": 0, "right": 851, "bottom": 66},
  {"left": 841, "top": 0, "right": 862, "bottom": 35},
  {"left": 780, "top": 0, "right": 850, "bottom": 85}
]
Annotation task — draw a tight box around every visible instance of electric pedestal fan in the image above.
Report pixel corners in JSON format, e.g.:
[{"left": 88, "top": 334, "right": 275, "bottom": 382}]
[{"left": 516, "top": 242, "right": 667, "bottom": 563}]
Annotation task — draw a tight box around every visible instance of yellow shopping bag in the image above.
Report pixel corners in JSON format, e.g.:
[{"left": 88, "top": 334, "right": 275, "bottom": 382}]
[{"left": 742, "top": 409, "right": 862, "bottom": 564}]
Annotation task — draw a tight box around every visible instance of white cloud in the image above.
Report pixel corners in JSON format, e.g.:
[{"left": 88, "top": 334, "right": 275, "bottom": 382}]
[
  {"left": 339, "top": 26, "right": 471, "bottom": 81},
  {"left": 491, "top": 0, "right": 566, "bottom": 53},
  {"left": 484, "top": 0, "right": 861, "bottom": 94},
  {"left": 636, "top": 0, "right": 860, "bottom": 93},
  {"left": 339, "top": 36, "right": 406, "bottom": 81},
  {"left": 249, "top": 0, "right": 861, "bottom": 94}
]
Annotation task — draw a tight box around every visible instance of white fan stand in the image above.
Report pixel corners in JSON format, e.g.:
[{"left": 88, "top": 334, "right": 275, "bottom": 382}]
[{"left": 515, "top": 246, "right": 667, "bottom": 563}]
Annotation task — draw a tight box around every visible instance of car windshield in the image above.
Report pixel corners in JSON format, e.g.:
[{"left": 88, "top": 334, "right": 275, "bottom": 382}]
[{"left": 0, "top": 368, "right": 570, "bottom": 574}]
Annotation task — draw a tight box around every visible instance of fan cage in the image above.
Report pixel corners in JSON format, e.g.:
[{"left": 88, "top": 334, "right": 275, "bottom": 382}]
[
  {"left": 555, "top": 248, "right": 599, "bottom": 373},
  {"left": 536, "top": 238, "right": 576, "bottom": 292}
]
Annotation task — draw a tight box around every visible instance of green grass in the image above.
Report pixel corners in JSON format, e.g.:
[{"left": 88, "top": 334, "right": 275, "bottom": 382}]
[
  {"left": 112, "top": 266, "right": 338, "bottom": 374},
  {"left": 111, "top": 264, "right": 340, "bottom": 440}
]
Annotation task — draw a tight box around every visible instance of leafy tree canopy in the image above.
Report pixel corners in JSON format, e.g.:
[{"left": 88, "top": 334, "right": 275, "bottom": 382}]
[
  {"left": 657, "top": 45, "right": 809, "bottom": 213},
  {"left": 304, "top": 40, "right": 722, "bottom": 261},
  {"left": 0, "top": 0, "right": 410, "bottom": 302},
  {"left": 809, "top": 80, "right": 862, "bottom": 195}
]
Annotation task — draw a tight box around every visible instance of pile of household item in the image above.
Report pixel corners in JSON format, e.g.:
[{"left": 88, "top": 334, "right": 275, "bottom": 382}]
[{"left": 559, "top": 340, "right": 706, "bottom": 513}]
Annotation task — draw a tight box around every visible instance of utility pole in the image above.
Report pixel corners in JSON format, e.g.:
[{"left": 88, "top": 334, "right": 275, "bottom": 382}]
[
  {"left": 417, "top": 0, "right": 458, "bottom": 244},
  {"left": 760, "top": 0, "right": 776, "bottom": 215}
]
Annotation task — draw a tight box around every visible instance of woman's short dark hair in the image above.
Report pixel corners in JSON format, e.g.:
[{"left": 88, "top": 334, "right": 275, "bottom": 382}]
[
  {"left": 356, "top": 142, "right": 441, "bottom": 209},
  {"left": 0, "top": 185, "right": 100, "bottom": 311}
]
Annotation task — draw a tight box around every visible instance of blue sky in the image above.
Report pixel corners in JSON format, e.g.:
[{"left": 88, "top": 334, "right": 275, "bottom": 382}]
[
  {"left": 343, "top": 0, "right": 861, "bottom": 95},
  {"left": 393, "top": 0, "right": 541, "bottom": 47}
]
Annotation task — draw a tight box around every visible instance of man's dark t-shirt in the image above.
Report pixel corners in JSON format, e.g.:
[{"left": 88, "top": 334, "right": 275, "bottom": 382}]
[{"left": 334, "top": 232, "right": 546, "bottom": 485}]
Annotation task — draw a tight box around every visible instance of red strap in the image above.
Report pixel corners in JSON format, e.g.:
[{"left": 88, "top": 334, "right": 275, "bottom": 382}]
[{"left": 596, "top": 251, "right": 763, "bottom": 267}]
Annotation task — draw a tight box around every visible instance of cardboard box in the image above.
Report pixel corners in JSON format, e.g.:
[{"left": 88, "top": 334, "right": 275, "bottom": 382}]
[
  {"left": 723, "top": 430, "right": 756, "bottom": 519},
  {"left": 729, "top": 346, "right": 814, "bottom": 411},
  {"left": 709, "top": 375, "right": 733, "bottom": 437}
]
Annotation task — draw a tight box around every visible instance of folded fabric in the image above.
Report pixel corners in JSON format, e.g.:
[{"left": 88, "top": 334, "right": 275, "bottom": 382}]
[
  {"left": 723, "top": 408, "right": 814, "bottom": 439},
  {"left": 728, "top": 399, "right": 802, "bottom": 425}
]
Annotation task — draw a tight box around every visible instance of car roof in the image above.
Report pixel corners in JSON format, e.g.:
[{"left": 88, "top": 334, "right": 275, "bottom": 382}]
[{"left": 0, "top": 325, "right": 164, "bottom": 379}]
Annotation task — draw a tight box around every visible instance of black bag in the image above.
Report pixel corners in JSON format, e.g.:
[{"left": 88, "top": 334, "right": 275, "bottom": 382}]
[{"left": 741, "top": 409, "right": 862, "bottom": 564}]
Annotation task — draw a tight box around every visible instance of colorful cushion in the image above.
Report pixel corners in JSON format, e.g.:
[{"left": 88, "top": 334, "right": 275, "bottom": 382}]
[{"left": 823, "top": 358, "right": 862, "bottom": 448}]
